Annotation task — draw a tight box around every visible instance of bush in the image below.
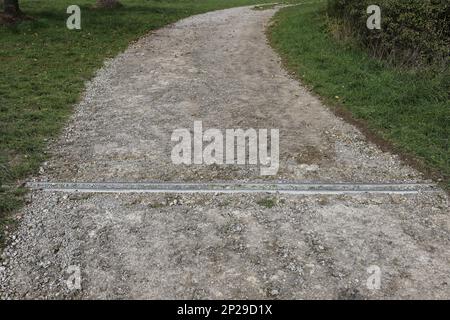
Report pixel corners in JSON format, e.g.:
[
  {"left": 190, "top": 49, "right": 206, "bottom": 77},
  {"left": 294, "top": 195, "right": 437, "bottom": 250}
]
[{"left": 327, "top": 0, "right": 449, "bottom": 67}]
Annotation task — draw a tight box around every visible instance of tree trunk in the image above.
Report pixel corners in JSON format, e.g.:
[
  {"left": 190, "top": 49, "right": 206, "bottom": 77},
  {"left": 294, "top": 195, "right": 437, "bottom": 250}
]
[
  {"left": 3, "top": 0, "right": 21, "bottom": 16},
  {"left": 96, "top": 0, "right": 121, "bottom": 8}
]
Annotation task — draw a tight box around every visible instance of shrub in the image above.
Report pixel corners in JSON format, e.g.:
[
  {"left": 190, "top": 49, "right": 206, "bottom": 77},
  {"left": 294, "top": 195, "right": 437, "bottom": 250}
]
[{"left": 327, "top": 0, "right": 450, "bottom": 67}]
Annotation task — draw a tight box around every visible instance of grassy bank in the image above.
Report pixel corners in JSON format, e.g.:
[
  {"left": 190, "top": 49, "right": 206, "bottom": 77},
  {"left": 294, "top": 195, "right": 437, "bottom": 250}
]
[
  {"left": 0, "top": 0, "right": 303, "bottom": 247},
  {"left": 269, "top": 2, "right": 449, "bottom": 189}
]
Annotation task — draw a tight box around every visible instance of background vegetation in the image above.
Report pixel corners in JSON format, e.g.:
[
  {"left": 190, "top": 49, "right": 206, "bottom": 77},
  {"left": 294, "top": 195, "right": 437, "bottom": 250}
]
[{"left": 327, "top": 0, "right": 449, "bottom": 67}]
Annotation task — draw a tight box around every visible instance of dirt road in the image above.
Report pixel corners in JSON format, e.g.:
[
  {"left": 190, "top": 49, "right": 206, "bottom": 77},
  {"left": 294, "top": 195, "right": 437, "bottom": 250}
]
[{"left": 1, "top": 6, "right": 449, "bottom": 299}]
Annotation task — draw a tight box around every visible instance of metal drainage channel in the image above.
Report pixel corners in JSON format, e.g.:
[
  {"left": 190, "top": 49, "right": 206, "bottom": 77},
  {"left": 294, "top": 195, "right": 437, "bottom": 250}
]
[{"left": 26, "top": 182, "right": 438, "bottom": 195}]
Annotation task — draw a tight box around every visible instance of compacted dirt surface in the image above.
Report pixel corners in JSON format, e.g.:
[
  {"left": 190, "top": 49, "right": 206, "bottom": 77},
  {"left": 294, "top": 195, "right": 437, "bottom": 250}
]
[{"left": 1, "top": 6, "right": 449, "bottom": 299}]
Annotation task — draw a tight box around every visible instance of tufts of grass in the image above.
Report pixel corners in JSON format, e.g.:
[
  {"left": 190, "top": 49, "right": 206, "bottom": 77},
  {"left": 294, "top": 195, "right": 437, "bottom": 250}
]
[
  {"left": 269, "top": 2, "right": 449, "bottom": 190},
  {"left": 149, "top": 202, "right": 166, "bottom": 209},
  {"left": 257, "top": 197, "right": 277, "bottom": 208}
]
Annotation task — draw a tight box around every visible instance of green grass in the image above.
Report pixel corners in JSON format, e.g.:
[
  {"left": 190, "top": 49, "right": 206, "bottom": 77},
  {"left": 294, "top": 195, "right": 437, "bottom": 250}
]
[
  {"left": 0, "top": 0, "right": 303, "bottom": 247},
  {"left": 269, "top": 2, "right": 449, "bottom": 189},
  {"left": 257, "top": 197, "right": 277, "bottom": 209}
]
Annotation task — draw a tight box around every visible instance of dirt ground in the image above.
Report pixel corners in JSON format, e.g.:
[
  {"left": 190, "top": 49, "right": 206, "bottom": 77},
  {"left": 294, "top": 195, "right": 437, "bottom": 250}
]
[{"left": 1, "top": 6, "right": 449, "bottom": 299}]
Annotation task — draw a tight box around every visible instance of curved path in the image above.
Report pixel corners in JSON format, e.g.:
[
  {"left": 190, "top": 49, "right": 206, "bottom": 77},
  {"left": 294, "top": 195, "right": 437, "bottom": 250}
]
[{"left": 1, "top": 6, "right": 449, "bottom": 299}]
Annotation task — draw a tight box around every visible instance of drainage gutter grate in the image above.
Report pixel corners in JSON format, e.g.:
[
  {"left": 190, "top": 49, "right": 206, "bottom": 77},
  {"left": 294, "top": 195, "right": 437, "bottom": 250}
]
[{"left": 26, "top": 182, "right": 438, "bottom": 195}]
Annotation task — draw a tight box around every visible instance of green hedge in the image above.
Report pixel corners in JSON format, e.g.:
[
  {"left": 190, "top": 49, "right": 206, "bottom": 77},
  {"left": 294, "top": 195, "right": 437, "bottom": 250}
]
[{"left": 327, "top": 0, "right": 449, "bottom": 66}]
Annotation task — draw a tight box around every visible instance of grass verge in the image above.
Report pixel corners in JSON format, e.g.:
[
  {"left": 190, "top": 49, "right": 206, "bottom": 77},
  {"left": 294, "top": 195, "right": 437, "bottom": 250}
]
[
  {"left": 0, "top": 0, "right": 302, "bottom": 248},
  {"left": 269, "top": 2, "right": 449, "bottom": 190}
]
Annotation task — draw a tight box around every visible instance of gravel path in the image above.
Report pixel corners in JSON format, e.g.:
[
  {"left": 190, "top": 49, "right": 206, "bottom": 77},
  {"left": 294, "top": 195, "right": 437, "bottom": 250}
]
[{"left": 1, "top": 6, "right": 449, "bottom": 299}]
